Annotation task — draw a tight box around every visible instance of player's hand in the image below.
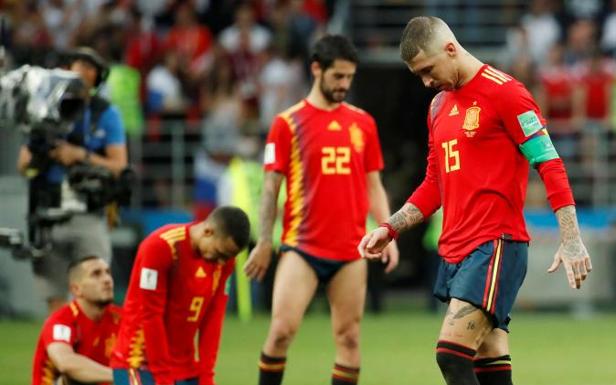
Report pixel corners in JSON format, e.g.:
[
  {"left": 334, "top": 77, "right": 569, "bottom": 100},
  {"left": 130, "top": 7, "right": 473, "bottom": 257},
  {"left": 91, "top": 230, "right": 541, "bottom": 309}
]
[
  {"left": 358, "top": 227, "right": 391, "bottom": 260},
  {"left": 244, "top": 240, "right": 273, "bottom": 282},
  {"left": 49, "top": 140, "right": 87, "bottom": 166},
  {"left": 381, "top": 239, "right": 399, "bottom": 273},
  {"left": 547, "top": 237, "right": 592, "bottom": 289}
]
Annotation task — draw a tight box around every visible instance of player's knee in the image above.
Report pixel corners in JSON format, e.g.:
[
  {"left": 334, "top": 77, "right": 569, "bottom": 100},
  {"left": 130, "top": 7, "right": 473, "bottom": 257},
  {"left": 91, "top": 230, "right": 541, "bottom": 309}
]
[
  {"left": 269, "top": 320, "right": 299, "bottom": 350},
  {"left": 333, "top": 327, "right": 360, "bottom": 351}
]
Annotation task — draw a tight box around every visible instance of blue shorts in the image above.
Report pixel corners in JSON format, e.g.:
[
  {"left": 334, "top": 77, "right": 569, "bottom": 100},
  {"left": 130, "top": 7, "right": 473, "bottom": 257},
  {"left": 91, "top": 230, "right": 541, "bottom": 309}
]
[
  {"left": 433, "top": 239, "right": 528, "bottom": 331},
  {"left": 113, "top": 369, "right": 197, "bottom": 385},
  {"left": 280, "top": 244, "right": 346, "bottom": 284}
]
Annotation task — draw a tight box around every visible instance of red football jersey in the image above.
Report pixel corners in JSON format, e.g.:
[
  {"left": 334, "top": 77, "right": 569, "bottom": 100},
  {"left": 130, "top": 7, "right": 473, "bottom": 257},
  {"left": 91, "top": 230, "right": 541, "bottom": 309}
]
[
  {"left": 111, "top": 224, "right": 234, "bottom": 385},
  {"left": 32, "top": 301, "right": 121, "bottom": 385},
  {"left": 409, "top": 65, "right": 548, "bottom": 263},
  {"left": 264, "top": 99, "right": 384, "bottom": 261}
]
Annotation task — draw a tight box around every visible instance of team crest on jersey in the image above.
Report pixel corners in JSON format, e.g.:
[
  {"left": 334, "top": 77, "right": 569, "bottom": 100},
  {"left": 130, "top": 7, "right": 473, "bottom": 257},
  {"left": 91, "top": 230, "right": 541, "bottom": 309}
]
[
  {"left": 462, "top": 105, "right": 481, "bottom": 137},
  {"left": 349, "top": 123, "right": 365, "bottom": 153}
]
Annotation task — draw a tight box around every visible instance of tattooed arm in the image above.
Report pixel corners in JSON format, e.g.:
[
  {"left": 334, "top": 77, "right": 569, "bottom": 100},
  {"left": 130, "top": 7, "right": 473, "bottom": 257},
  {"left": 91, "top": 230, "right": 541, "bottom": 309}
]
[
  {"left": 547, "top": 205, "right": 592, "bottom": 289},
  {"left": 358, "top": 202, "right": 425, "bottom": 260},
  {"left": 244, "top": 171, "right": 284, "bottom": 281},
  {"left": 388, "top": 202, "right": 426, "bottom": 233}
]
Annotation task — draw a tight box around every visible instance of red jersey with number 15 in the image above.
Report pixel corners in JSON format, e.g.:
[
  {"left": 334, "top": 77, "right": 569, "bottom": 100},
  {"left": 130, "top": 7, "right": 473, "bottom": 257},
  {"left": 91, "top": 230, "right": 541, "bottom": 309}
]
[
  {"left": 111, "top": 224, "right": 234, "bottom": 385},
  {"left": 409, "top": 65, "right": 549, "bottom": 263},
  {"left": 264, "top": 99, "right": 384, "bottom": 261}
]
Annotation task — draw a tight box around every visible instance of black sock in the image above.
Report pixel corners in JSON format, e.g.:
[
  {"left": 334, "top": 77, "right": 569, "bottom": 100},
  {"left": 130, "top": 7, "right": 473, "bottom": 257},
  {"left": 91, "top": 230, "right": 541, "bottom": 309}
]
[
  {"left": 436, "top": 340, "right": 480, "bottom": 385},
  {"left": 258, "top": 352, "right": 286, "bottom": 385},
  {"left": 474, "top": 355, "right": 513, "bottom": 385},
  {"left": 332, "top": 363, "right": 360, "bottom": 384}
]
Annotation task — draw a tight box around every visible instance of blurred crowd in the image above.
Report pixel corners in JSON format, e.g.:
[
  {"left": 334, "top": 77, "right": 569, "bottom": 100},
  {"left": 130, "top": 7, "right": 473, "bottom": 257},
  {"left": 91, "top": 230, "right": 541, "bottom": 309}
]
[
  {"left": 0, "top": 0, "right": 332, "bottom": 142},
  {"left": 0, "top": 0, "right": 334, "bottom": 210},
  {"left": 498, "top": 0, "right": 616, "bottom": 206},
  {"left": 2, "top": 0, "right": 616, "bottom": 208}
]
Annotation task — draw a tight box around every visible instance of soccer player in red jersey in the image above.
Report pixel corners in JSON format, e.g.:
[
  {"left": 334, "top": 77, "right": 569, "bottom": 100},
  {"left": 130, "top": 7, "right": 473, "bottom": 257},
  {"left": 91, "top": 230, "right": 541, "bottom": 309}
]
[
  {"left": 244, "top": 35, "right": 399, "bottom": 385},
  {"left": 359, "top": 17, "right": 593, "bottom": 385},
  {"left": 111, "top": 206, "right": 250, "bottom": 385},
  {"left": 32, "top": 256, "right": 121, "bottom": 385}
]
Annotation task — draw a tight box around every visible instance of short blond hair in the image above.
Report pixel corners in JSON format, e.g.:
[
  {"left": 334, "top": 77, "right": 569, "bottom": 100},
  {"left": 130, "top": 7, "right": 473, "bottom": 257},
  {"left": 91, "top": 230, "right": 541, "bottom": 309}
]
[{"left": 399, "top": 16, "right": 453, "bottom": 62}]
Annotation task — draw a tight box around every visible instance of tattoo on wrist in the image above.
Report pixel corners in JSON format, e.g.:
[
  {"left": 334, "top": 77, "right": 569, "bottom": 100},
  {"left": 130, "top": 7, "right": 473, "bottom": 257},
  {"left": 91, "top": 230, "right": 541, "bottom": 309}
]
[
  {"left": 389, "top": 204, "right": 424, "bottom": 233},
  {"left": 555, "top": 205, "right": 585, "bottom": 258}
]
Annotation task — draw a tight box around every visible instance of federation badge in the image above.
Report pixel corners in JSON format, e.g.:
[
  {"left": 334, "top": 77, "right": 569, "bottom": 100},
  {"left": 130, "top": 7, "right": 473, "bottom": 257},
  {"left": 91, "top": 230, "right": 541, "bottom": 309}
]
[
  {"left": 349, "top": 123, "right": 365, "bottom": 153},
  {"left": 462, "top": 106, "right": 481, "bottom": 137}
]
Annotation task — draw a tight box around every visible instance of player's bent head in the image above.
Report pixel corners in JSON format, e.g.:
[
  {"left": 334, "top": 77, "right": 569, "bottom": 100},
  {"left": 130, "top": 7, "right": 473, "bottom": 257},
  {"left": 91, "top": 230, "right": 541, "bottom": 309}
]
[
  {"left": 199, "top": 206, "right": 250, "bottom": 262},
  {"left": 399, "top": 16, "right": 458, "bottom": 64},
  {"left": 311, "top": 35, "right": 359, "bottom": 71},
  {"left": 67, "top": 256, "right": 114, "bottom": 307}
]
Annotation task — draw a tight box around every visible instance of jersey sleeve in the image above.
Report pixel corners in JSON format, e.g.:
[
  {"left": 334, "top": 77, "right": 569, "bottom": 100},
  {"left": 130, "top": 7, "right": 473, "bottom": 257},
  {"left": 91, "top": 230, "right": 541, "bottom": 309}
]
[
  {"left": 197, "top": 261, "right": 235, "bottom": 385},
  {"left": 40, "top": 311, "right": 77, "bottom": 349},
  {"left": 493, "top": 81, "right": 547, "bottom": 145},
  {"left": 494, "top": 80, "right": 575, "bottom": 210},
  {"left": 363, "top": 115, "right": 384, "bottom": 172},
  {"left": 136, "top": 236, "right": 174, "bottom": 384},
  {"left": 100, "top": 106, "right": 126, "bottom": 145},
  {"left": 263, "top": 116, "right": 292, "bottom": 174},
  {"left": 407, "top": 113, "right": 442, "bottom": 218}
]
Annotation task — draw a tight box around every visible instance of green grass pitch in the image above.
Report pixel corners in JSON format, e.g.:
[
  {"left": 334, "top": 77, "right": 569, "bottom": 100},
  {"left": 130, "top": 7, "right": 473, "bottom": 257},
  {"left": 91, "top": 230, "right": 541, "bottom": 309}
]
[{"left": 2, "top": 311, "right": 615, "bottom": 385}]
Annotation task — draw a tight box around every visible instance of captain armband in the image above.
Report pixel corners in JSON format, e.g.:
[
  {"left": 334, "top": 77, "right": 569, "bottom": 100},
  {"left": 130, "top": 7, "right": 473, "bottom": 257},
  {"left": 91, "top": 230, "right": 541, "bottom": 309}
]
[{"left": 519, "top": 130, "right": 559, "bottom": 167}]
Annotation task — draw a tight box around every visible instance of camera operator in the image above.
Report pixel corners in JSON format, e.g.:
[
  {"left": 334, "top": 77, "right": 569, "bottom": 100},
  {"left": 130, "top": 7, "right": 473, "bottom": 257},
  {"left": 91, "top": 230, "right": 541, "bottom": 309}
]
[{"left": 16, "top": 47, "right": 127, "bottom": 314}]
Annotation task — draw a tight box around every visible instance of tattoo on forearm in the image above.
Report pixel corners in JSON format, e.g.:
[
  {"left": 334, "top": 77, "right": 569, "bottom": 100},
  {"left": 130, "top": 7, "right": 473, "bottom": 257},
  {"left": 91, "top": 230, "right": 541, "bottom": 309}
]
[
  {"left": 258, "top": 173, "right": 282, "bottom": 241},
  {"left": 555, "top": 205, "right": 585, "bottom": 258},
  {"left": 389, "top": 203, "right": 424, "bottom": 233}
]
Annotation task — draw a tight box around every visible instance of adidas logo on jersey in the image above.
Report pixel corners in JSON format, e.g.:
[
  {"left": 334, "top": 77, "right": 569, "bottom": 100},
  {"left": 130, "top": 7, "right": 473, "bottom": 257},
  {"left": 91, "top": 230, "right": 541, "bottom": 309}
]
[
  {"left": 328, "top": 120, "right": 342, "bottom": 131},
  {"left": 449, "top": 104, "right": 459, "bottom": 116},
  {"left": 195, "top": 266, "right": 207, "bottom": 278}
]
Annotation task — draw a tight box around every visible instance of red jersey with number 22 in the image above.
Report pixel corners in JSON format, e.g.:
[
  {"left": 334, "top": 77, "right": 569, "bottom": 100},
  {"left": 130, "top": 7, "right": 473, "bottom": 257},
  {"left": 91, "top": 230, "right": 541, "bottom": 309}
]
[
  {"left": 264, "top": 100, "right": 384, "bottom": 261},
  {"left": 408, "top": 65, "right": 547, "bottom": 263}
]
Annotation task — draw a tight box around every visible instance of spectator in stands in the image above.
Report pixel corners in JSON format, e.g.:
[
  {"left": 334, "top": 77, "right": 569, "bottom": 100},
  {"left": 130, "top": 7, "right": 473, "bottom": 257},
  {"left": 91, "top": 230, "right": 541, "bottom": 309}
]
[
  {"left": 10, "top": 2, "right": 52, "bottom": 65},
  {"left": 201, "top": 51, "right": 242, "bottom": 157},
  {"left": 123, "top": 6, "right": 160, "bottom": 77},
  {"left": 537, "top": 44, "right": 576, "bottom": 127},
  {"left": 563, "top": 19, "right": 597, "bottom": 65},
  {"left": 258, "top": 43, "right": 307, "bottom": 133},
  {"left": 601, "top": 0, "right": 616, "bottom": 56},
  {"left": 41, "top": 0, "right": 81, "bottom": 51},
  {"left": 164, "top": 2, "right": 214, "bottom": 79},
  {"left": 519, "top": 0, "right": 561, "bottom": 64},
  {"left": 146, "top": 50, "right": 189, "bottom": 116},
  {"left": 571, "top": 47, "right": 615, "bottom": 174},
  {"left": 219, "top": 3, "right": 271, "bottom": 56}
]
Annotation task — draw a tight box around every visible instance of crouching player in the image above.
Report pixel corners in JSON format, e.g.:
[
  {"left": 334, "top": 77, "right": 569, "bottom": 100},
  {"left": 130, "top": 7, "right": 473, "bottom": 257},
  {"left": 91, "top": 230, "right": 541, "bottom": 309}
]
[
  {"left": 111, "top": 206, "right": 250, "bottom": 385},
  {"left": 32, "top": 256, "right": 121, "bottom": 385}
]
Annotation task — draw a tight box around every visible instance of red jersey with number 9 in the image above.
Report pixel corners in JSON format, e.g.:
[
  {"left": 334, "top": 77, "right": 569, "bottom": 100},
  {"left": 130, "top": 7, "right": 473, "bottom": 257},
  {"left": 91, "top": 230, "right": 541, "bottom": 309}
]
[
  {"left": 408, "top": 65, "right": 549, "bottom": 263},
  {"left": 264, "top": 99, "right": 384, "bottom": 261},
  {"left": 111, "top": 224, "right": 234, "bottom": 385}
]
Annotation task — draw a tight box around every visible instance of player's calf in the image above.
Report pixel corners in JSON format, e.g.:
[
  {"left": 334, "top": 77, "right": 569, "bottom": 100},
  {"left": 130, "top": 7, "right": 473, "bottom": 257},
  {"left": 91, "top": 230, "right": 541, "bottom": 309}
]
[
  {"left": 436, "top": 340, "right": 480, "bottom": 385},
  {"left": 331, "top": 363, "right": 360, "bottom": 385},
  {"left": 474, "top": 355, "right": 513, "bottom": 385},
  {"left": 258, "top": 352, "right": 286, "bottom": 385}
]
